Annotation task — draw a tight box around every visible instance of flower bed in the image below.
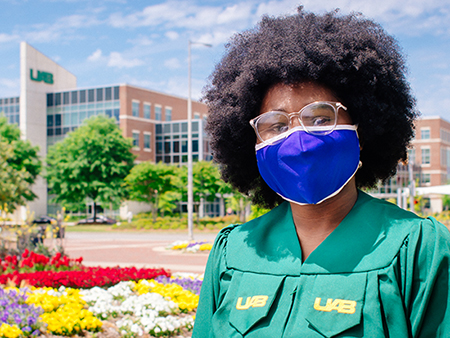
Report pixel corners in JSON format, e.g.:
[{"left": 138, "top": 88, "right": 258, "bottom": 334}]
[
  {"left": 167, "top": 240, "right": 212, "bottom": 253},
  {"left": 0, "top": 275, "right": 202, "bottom": 338}
]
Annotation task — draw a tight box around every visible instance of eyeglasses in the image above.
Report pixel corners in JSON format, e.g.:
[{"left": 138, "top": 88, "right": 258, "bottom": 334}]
[{"left": 250, "top": 101, "right": 347, "bottom": 143}]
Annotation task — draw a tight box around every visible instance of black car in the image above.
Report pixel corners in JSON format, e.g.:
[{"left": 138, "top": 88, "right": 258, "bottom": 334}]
[
  {"left": 76, "top": 215, "right": 116, "bottom": 225},
  {"left": 33, "top": 216, "right": 56, "bottom": 224}
]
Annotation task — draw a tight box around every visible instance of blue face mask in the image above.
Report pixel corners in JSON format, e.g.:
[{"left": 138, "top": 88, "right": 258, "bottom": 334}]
[{"left": 255, "top": 125, "right": 360, "bottom": 205}]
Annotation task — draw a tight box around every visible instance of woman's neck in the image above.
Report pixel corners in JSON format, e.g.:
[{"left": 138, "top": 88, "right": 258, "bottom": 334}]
[{"left": 290, "top": 179, "right": 358, "bottom": 261}]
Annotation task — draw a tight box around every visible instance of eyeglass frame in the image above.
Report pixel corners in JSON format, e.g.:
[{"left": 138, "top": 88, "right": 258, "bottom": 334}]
[{"left": 249, "top": 101, "right": 348, "bottom": 143}]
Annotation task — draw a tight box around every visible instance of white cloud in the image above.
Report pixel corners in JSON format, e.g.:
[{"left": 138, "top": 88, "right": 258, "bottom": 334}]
[
  {"left": 0, "top": 78, "right": 20, "bottom": 89},
  {"left": 165, "top": 31, "right": 179, "bottom": 40},
  {"left": 107, "top": 52, "right": 144, "bottom": 68},
  {"left": 0, "top": 33, "right": 18, "bottom": 43},
  {"left": 164, "top": 57, "right": 181, "bottom": 70},
  {"left": 128, "top": 36, "right": 153, "bottom": 46},
  {"left": 88, "top": 49, "right": 103, "bottom": 62}
]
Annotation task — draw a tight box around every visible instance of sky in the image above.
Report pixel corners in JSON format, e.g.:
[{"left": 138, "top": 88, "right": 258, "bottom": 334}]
[{"left": 1, "top": 0, "right": 450, "bottom": 120}]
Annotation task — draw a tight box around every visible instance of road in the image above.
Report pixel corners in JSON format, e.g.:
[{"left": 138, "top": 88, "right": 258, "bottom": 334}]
[{"left": 63, "top": 231, "right": 219, "bottom": 274}]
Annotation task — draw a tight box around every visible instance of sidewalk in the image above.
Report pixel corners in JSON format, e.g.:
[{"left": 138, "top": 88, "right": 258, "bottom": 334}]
[{"left": 63, "top": 232, "right": 218, "bottom": 274}]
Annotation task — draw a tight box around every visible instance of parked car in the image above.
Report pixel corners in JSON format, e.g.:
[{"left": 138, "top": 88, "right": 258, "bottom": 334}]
[
  {"left": 76, "top": 215, "right": 116, "bottom": 225},
  {"left": 32, "top": 216, "right": 56, "bottom": 224}
]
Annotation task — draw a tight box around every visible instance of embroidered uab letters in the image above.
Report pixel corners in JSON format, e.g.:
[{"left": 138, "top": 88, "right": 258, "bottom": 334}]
[
  {"left": 236, "top": 296, "right": 269, "bottom": 310},
  {"left": 313, "top": 297, "right": 356, "bottom": 314}
]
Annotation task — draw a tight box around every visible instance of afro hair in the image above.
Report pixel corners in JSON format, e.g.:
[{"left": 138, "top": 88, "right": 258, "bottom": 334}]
[{"left": 203, "top": 8, "right": 417, "bottom": 209}]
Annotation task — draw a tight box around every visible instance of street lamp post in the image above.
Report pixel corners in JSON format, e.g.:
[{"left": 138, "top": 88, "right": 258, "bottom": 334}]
[{"left": 187, "top": 40, "right": 212, "bottom": 241}]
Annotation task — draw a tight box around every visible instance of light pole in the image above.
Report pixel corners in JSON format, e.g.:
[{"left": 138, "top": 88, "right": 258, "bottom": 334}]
[{"left": 187, "top": 40, "right": 212, "bottom": 240}]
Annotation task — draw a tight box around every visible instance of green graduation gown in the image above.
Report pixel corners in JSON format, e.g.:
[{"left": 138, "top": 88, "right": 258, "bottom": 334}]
[{"left": 193, "top": 191, "right": 450, "bottom": 337}]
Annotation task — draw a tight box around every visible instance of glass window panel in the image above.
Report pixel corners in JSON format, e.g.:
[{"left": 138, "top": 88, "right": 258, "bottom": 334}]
[
  {"left": 88, "top": 104, "right": 95, "bottom": 110},
  {"left": 55, "top": 128, "right": 61, "bottom": 135},
  {"left": 181, "top": 140, "right": 188, "bottom": 153},
  {"left": 132, "top": 132, "right": 139, "bottom": 147},
  {"left": 47, "top": 93, "right": 54, "bottom": 107},
  {"left": 9, "top": 115, "right": 13, "bottom": 124},
  {"left": 88, "top": 89, "right": 95, "bottom": 102},
  {"left": 15, "top": 115, "right": 19, "bottom": 124},
  {"left": 173, "top": 155, "right": 179, "bottom": 163},
  {"left": 71, "top": 105, "right": 78, "bottom": 111},
  {"left": 181, "top": 122, "right": 188, "bottom": 132},
  {"left": 47, "top": 128, "right": 54, "bottom": 136},
  {"left": 63, "top": 92, "right": 70, "bottom": 105},
  {"left": 79, "top": 90, "right": 86, "bottom": 103},
  {"left": 105, "top": 87, "right": 112, "bottom": 101},
  {"left": 55, "top": 93, "right": 61, "bottom": 106},
  {"left": 156, "top": 125, "right": 162, "bottom": 134},
  {"left": 144, "top": 103, "right": 151, "bottom": 119},
  {"left": 88, "top": 110, "right": 95, "bottom": 118},
  {"left": 165, "top": 107, "right": 172, "bottom": 121},
  {"left": 15, "top": 105, "right": 19, "bottom": 113},
  {"left": 156, "top": 142, "right": 163, "bottom": 154},
  {"left": 192, "top": 121, "right": 199, "bottom": 132},
  {"left": 173, "top": 141, "right": 179, "bottom": 153},
  {"left": 173, "top": 123, "right": 179, "bottom": 133},
  {"left": 144, "top": 134, "right": 151, "bottom": 149},
  {"left": 114, "top": 86, "right": 120, "bottom": 100},
  {"left": 105, "top": 109, "right": 112, "bottom": 118},
  {"left": 164, "top": 156, "right": 171, "bottom": 164},
  {"left": 96, "top": 88, "right": 103, "bottom": 101},
  {"left": 156, "top": 156, "right": 162, "bottom": 163},
  {"left": 71, "top": 91, "right": 78, "bottom": 104},
  {"left": 71, "top": 112, "right": 78, "bottom": 125},
  {"left": 63, "top": 113, "right": 70, "bottom": 126},
  {"left": 47, "top": 115, "right": 54, "bottom": 127},
  {"left": 55, "top": 114, "right": 61, "bottom": 126},
  {"left": 164, "top": 142, "right": 170, "bottom": 153},
  {"left": 63, "top": 127, "right": 70, "bottom": 135},
  {"left": 155, "top": 106, "right": 162, "bottom": 121},
  {"left": 193, "top": 140, "right": 199, "bottom": 152},
  {"left": 79, "top": 111, "right": 86, "bottom": 122},
  {"left": 132, "top": 102, "right": 139, "bottom": 117},
  {"left": 164, "top": 124, "right": 171, "bottom": 133}
]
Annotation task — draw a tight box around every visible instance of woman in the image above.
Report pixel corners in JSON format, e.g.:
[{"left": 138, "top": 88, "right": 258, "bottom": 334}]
[{"left": 193, "top": 8, "right": 450, "bottom": 338}]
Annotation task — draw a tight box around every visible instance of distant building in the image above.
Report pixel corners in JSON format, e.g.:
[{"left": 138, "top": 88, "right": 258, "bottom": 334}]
[{"left": 0, "top": 42, "right": 209, "bottom": 219}]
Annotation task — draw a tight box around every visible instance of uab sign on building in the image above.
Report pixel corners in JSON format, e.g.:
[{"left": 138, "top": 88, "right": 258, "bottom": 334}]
[{"left": 30, "top": 69, "right": 54, "bottom": 85}]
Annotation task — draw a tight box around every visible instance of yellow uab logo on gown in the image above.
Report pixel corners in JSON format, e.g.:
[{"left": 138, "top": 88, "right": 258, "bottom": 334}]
[
  {"left": 236, "top": 296, "right": 269, "bottom": 310},
  {"left": 314, "top": 297, "right": 356, "bottom": 314}
]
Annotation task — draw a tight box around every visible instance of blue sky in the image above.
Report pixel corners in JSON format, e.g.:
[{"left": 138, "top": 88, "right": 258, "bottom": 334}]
[{"left": 1, "top": 0, "right": 450, "bottom": 120}]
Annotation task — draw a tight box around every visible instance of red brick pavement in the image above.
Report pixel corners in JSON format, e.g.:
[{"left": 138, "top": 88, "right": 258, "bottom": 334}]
[{"left": 63, "top": 232, "right": 217, "bottom": 274}]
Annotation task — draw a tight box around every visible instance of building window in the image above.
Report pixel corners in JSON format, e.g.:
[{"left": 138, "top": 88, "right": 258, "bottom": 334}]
[
  {"left": 113, "top": 86, "right": 120, "bottom": 100},
  {"left": 421, "top": 173, "right": 431, "bottom": 184},
  {"left": 421, "top": 148, "right": 430, "bottom": 165},
  {"left": 132, "top": 101, "right": 140, "bottom": 117},
  {"left": 165, "top": 107, "right": 172, "bottom": 121},
  {"left": 105, "top": 87, "right": 112, "bottom": 101},
  {"left": 79, "top": 90, "right": 86, "bottom": 103},
  {"left": 193, "top": 112, "right": 200, "bottom": 119},
  {"left": 144, "top": 133, "right": 151, "bottom": 150},
  {"left": 421, "top": 128, "right": 430, "bottom": 139},
  {"left": 96, "top": 88, "right": 103, "bottom": 101},
  {"left": 71, "top": 91, "right": 78, "bottom": 104},
  {"left": 88, "top": 89, "right": 95, "bottom": 102},
  {"left": 144, "top": 103, "right": 151, "bottom": 119},
  {"left": 132, "top": 131, "right": 140, "bottom": 148},
  {"left": 63, "top": 92, "right": 70, "bottom": 105},
  {"left": 408, "top": 148, "right": 415, "bottom": 164},
  {"left": 155, "top": 105, "right": 162, "bottom": 121}
]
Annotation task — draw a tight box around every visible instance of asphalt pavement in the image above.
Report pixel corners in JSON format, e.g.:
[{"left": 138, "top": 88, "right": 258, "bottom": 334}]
[{"left": 63, "top": 231, "right": 219, "bottom": 274}]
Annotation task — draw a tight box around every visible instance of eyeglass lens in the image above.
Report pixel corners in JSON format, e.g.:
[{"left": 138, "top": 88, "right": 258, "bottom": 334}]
[{"left": 256, "top": 103, "right": 337, "bottom": 141}]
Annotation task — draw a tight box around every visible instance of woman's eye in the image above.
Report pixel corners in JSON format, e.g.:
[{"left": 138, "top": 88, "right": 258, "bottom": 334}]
[
  {"left": 269, "top": 123, "right": 288, "bottom": 133},
  {"left": 311, "top": 116, "right": 332, "bottom": 126}
]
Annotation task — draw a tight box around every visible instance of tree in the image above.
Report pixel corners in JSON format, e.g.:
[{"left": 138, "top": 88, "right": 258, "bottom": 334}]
[
  {"left": 125, "top": 162, "right": 180, "bottom": 222},
  {"left": 0, "top": 116, "right": 41, "bottom": 211},
  {"left": 46, "top": 116, "right": 135, "bottom": 222},
  {"left": 180, "top": 161, "right": 229, "bottom": 219}
]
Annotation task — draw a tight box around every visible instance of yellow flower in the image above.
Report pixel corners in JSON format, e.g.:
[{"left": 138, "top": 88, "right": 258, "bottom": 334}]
[{"left": 0, "top": 323, "right": 23, "bottom": 338}]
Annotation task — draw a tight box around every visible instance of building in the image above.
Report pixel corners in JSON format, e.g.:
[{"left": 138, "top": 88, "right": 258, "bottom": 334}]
[
  {"left": 0, "top": 42, "right": 209, "bottom": 219},
  {"left": 369, "top": 116, "right": 450, "bottom": 212}
]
